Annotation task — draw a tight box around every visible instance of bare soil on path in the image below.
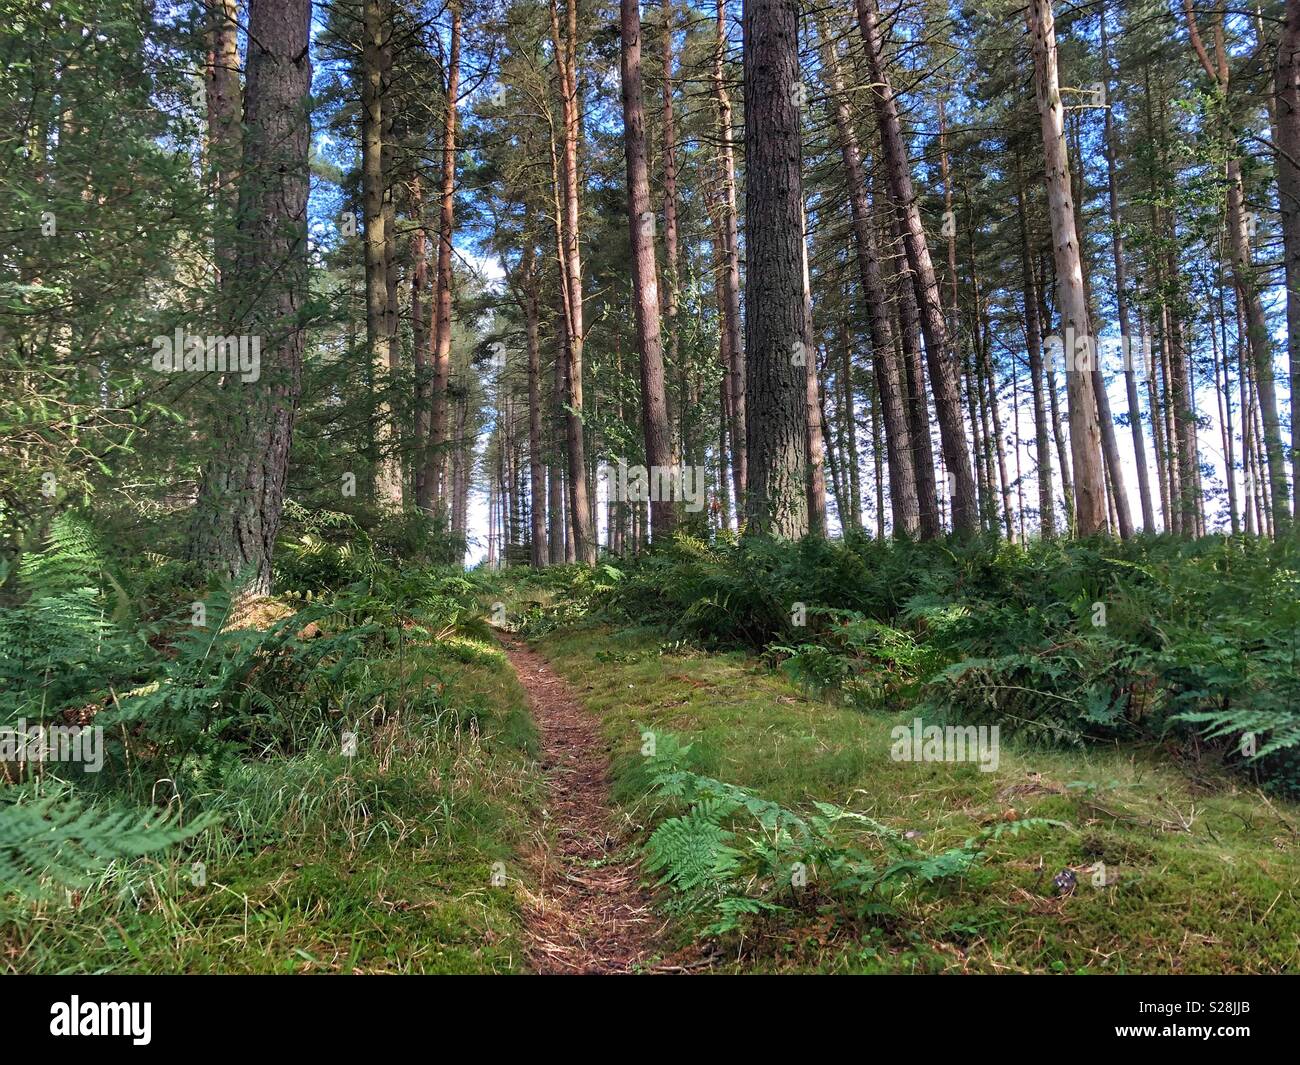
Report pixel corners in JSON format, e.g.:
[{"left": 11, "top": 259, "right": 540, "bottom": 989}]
[{"left": 497, "top": 632, "right": 675, "bottom": 974}]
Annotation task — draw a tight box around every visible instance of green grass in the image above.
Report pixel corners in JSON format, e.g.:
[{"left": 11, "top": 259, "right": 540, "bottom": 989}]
[
  {"left": 536, "top": 620, "right": 1300, "bottom": 974},
  {"left": 2, "top": 634, "right": 541, "bottom": 974}
]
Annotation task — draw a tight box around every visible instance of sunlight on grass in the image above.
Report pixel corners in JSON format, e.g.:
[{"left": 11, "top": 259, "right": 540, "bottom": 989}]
[{"left": 538, "top": 622, "right": 1300, "bottom": 974}]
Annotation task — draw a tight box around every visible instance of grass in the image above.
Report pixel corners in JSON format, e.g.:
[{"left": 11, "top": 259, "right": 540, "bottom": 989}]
[
  {"left": 2, "top": 633, "right": 541, "bottom": 974},
  {"left": 534, "top": 619, "right": 1300, "bottom": 974}
]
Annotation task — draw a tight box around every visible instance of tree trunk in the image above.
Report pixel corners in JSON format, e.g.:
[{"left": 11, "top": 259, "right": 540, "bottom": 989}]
[
  {"left": 1067, "top": 113, "right": 1133, "bottom": 539},
  {"left": 362, "top": 0, "right": 402, "bottom": 508},
  {"left": 1026, "top": 0, "right": 1107, "bottom": 536},
  {"left": 1278, "top": 0, "right": 1300, "bottom": 525},
  {"left": 1182, "top": 0, "right": 1289, "bottom": 532},
  {"left": 660, "top": 0, "right": 685, "bottom": 467},
  {"left": 840, "top": 313, "right": 863, "bottom": 529},
  {"left": 712, "top": 0, "right": 746, "bottom": 511},
  {"left": 426, "top": 2, "right": 461, "bottom": 513},
  {"left": 890, "top": 203, "right": 941, "bottom": 538},
  {"left": 802, "top": 198, "right": 828, "bottom": 535},
  {"left": 817, "top": 17, "right": 919, "bottom": 536},
  {"left": 742, "top": 0, "right": 809, "bottom": 538},
  {"left": 1015, "top": 156, "right": 1056, "bottom": 538},
  {"left": 1040, "top": 252, "right": 1076, "bottom": 533},
  {"left": 550, "top": 0, "right": 595, "bottom": 562},
  {"left": 188, "top": 0, "right": 312, "bottom": 594},
  {"left": 409, "top": 176, "right": 431, "bottom": 506},
  {"left": 205, "top": 0, "right": 241, "bottom": 304},
  {"left": 1211, "top": 280, "right": 1240, "bottom": 534},
  {"left": 620, "top": 0, "right": 676, "bottom": 541},
  {"left": 709, "top": 187, "right": 735, "bottom": 530},
  {"left": 520, "top": 243, "right": 548, "bottom": 566},
  {"left": 856, "top": 0, "right": 977, "bottom": 535},
  {"left": 1100, "top": 8, "right": 1155, "bottom": 532}
]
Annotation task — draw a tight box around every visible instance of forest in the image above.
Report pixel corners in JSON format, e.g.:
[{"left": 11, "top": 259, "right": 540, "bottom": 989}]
[{"left": 1, "top": 0, "right": 1298, "bottom": 984}]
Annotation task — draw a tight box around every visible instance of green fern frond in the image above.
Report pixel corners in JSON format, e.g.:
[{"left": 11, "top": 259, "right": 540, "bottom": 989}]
[{"left": 0, "top": 791, "right": 215, "bottom": 902}]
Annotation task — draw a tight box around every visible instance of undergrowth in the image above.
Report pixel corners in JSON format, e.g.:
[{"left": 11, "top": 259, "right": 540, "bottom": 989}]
[
  {"left": 518, "top": 532, "right": 1300, "bottom": 795},
  {"left": 1, "top": 510, "right": 537, "bottom": 972},
  {"left": 642, "top": 732, "right": 1062, "bottom": 937}
]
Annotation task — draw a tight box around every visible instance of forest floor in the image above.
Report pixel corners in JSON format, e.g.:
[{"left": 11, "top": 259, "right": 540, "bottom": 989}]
[
  {"left": 8, "top": 591, "right": 1298, "bottom": 975},
  {"left": 3, "top": 632, "right": 541, "bottom": 974},
  {"left": 497, "top": 596, "right": 1300, "bottom": 973}
]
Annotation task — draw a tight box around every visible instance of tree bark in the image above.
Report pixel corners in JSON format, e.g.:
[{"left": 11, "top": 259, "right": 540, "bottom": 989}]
[
  {"left": 1026, "top": 0, "right": 1108, "bottom": 536},
  {"left": 742, "top": 0, "right": 810, "bottom": 538},
  {"left": 205, "top": 0, "right": 241, "bottom": 305},
  {"left": 188, "top": 0, "right": 312, "bottom": 594},
  {"left": 620, "top": 0, "right": 676, "bottom": 541}
]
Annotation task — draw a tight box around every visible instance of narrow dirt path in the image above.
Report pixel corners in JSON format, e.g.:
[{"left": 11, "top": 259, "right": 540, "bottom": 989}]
[{"left": 497, "top": 633, "right": 667, "bottom": 974}]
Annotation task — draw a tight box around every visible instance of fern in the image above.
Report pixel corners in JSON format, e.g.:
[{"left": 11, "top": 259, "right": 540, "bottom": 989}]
[
  {"left": 0, "top": 789, "right": 215, "bottom": 902},
  {"left": 0, "top": 514, "right": 142, "bottom": 716},
  {"left": 641, "top": 734, "right": 1063, "bottom": 938},
  {"left": 644, "top": 801, "right": 744, "bottom": 892},
  {"left": 15, "top": 513, "right": 105, "bottom": 594}
]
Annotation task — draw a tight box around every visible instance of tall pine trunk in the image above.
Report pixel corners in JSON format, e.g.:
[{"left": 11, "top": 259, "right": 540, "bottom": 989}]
[
  {"left": 712, "top": 0, "right": 746, "bottom": 511},
  {"left": 743, "top": 0, "right": 809, "bottom": 537},
  {"left": 426, "top": 3, "right": 461, "bottom": 512},
  {"left": 802, "top": 198, "right": 828, "bottom": 535},
  {"left": 817, "top": 17, "right": 919, "bottom": 536},
  {"left": 620, "top": 0, "right": 676, "bottom": 540},
  {"left": 1027, "top": 0, "right": 1107, "bottom": 536},
  {"left": 1277, "top": 0, "right": 1300, "bottom": 524},
  {"left": 1182, "top": 0, "right": 1290, "bottom": 533},
  {"left": 1100, "top": 7, "right": 1155, "bottom": 531},
  {"left": 362, "top": 0, "right": 402, "bottom": 507},
  {"left": 188, "top": 0, "right": 312, "bottom": 594},
  {"left": 550, "top": 0, "right": 595, "bottom": 562},
  {"left": 1015, "top": 156, "right": 1056, "bottom": 538},
  {"left": 520, "top": 243, "right": 548, "bottom": 566},
  {"left": 205, "top": 0, "right": 241, "bottom": 306},
  {"left": 856, "top": 0, "right": 977, "bottom": 535}
]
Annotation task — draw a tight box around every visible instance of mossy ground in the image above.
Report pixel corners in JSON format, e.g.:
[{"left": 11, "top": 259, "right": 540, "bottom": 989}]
[
  {"left": 9, "top": 592, "right": 1295, "bottom": 975},
  {"left": 3, "top": 635, "right": 541, "bottom": 974},
  {"left": 536, "top": 621, "right": 1300, "bottom": 974}
]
